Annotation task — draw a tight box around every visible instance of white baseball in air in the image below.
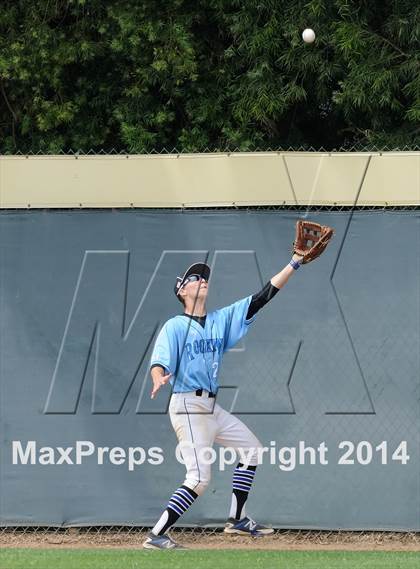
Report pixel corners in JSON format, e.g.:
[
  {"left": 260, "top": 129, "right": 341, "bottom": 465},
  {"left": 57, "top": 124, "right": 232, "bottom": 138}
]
[{"left": 302, "top": 28, "right": 316, "bottom": 43}]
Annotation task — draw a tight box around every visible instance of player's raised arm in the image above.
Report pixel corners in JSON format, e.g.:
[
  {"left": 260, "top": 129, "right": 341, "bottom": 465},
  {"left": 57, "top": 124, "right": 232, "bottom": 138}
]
[
  {"left": 246, "top": 220, "right": 334, "bottom": 320},
  {"left": 244, "top": 258, "right": 300, "bottom": 322},
  {"left": 269, "top": 253, "right": 303, "bottom": 290}
]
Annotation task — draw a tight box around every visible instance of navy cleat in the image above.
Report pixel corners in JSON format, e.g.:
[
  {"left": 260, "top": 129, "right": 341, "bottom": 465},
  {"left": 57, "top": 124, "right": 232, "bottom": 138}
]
[
  {"left": 142, "top": 531, "right": 186, "bottom": 550},
  {"left": 224, "top": 516, "right": 274, "bottom": 536}
]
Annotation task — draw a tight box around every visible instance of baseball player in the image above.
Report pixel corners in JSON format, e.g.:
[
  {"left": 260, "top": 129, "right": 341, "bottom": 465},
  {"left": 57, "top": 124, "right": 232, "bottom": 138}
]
[{"left": 143, "top": 223, "right": 333, "bottom": 549}]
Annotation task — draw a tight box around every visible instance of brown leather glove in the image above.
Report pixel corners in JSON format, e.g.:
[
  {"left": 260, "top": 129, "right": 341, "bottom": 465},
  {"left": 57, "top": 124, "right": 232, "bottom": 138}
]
[{"left": 293, "top": 220, "right": 334, "bottom": 264}]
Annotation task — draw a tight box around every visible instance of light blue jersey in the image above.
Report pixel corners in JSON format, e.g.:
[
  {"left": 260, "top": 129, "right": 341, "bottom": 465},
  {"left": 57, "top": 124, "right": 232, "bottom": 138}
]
[{"left": 150, "top": 296, "right": 256, "bottom": 393}]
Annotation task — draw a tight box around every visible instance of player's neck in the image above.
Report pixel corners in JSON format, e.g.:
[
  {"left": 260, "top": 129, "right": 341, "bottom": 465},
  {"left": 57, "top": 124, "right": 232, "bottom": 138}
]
[
  {"left": 184, "top": 299, "right": 207, "bottom": 317},
  {"left": 184, "top": 309, "right": 207, "bottom": 317}
]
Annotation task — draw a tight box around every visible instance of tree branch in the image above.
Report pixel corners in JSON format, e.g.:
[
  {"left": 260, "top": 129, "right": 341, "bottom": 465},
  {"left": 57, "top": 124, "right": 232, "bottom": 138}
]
[
  {"left": 0, "top": 80, "right": 18, "bottom": 123},
  {"left": 0, "top": 80, "right": 18, "bottom": 148}
]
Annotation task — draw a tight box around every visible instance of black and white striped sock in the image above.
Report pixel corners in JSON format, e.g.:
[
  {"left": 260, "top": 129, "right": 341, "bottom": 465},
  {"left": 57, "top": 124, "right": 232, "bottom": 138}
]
[
  {"left": 229, "top": 463, "right": 257, "bottom": 520},
  {"left": 152, "top": 485, "right": 198, "bottom": 536}
]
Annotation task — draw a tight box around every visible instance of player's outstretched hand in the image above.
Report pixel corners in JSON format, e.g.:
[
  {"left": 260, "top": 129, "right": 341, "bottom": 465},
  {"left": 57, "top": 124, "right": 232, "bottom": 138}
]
[{"left": 151, "top": 372, "right": 172, "bottom": 399}]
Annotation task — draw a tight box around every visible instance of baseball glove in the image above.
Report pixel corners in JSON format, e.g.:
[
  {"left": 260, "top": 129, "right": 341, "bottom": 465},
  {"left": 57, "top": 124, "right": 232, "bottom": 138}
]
[{"left": 293, "top": 220, "right": 334, "bottom": 264}]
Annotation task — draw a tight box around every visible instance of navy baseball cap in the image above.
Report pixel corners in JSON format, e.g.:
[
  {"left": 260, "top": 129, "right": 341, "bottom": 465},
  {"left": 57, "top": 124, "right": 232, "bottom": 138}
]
[{"left": 174, "top": 262, "right": 211, "bottom": 298}]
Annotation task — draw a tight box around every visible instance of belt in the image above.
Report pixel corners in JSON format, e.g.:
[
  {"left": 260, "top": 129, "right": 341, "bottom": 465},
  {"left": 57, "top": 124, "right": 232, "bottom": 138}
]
[{"left": 195, "top": 389, "right": 216, "bottom": 398}]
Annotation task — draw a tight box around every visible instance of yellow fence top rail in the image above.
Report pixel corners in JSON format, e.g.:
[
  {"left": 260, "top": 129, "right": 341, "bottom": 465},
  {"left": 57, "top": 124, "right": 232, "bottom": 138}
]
[{"left": 0, "top": 152, "right": 419, "bottom": 208}]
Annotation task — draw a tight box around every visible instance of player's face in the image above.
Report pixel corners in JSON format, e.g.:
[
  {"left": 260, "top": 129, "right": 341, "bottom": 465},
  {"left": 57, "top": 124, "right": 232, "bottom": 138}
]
[{"left": 182, "top": 276, "right": 208, "bottom": 301}]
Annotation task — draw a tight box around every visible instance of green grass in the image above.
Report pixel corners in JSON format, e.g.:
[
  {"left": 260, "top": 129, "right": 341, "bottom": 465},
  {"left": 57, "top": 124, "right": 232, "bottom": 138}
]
[{"left": 0, "top": 549, "right": 419, "bottom": 569}]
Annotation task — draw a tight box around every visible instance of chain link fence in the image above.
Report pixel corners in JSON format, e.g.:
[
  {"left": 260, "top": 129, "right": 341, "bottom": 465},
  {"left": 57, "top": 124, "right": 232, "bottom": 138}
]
[
  {"left": 1, "top": 144, "right": 419, "bottom": 156},
  {"left": 1, "top": 526, "right": 419, "bottom": 548},
  {"left": 2, "top": 205, "right": 418, "bottom": 213}
]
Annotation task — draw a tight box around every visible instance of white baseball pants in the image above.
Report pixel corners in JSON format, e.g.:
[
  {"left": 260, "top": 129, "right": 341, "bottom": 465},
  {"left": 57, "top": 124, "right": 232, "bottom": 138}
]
[{"left": 169, "top": 390, "right": 263, "bottom": 495}]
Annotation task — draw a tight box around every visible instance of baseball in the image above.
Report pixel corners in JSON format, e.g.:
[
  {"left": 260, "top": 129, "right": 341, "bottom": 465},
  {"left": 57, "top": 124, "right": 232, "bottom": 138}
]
[{"left": 302, "top": 28, "right": 316, "bottom": 43}]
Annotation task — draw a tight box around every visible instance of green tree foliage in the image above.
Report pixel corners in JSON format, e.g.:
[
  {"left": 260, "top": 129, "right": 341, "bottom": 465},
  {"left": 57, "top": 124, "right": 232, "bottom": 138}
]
[{"left": 0, "top": 0, "right": 418, "bottom": 152}]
